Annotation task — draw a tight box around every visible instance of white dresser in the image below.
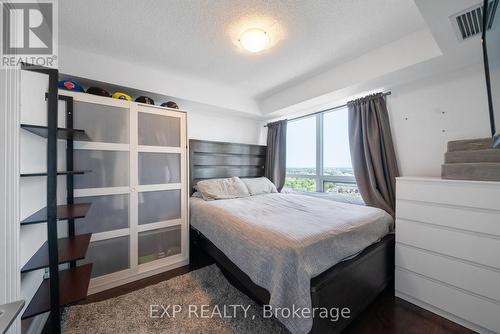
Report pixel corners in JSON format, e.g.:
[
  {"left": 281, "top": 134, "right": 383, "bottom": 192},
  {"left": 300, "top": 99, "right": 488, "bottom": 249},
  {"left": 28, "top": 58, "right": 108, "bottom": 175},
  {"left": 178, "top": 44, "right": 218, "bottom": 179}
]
[{"left": 395, "top": 177, "right": 500, "bottom": 334}]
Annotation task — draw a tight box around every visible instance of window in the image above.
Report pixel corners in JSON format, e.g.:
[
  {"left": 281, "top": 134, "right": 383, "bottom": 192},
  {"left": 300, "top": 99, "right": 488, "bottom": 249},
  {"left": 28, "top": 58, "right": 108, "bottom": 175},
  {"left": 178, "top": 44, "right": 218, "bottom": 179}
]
[
  {"left": 323, "top": 109, "right": 353, "bottom": 178},
  {"left": 285, "top": 107, "right": 362, "bottom": 201},
  {"left": 285, "top": 116, "right": 316, "bottom": 176}
]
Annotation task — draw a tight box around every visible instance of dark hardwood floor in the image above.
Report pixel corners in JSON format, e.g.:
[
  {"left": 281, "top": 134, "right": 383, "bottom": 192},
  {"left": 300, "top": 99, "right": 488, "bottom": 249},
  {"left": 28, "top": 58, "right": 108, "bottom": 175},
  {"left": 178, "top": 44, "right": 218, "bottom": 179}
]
[
  {"left": 343, "top": 289, "right": 475, "bottom": 334},
  {"left": 77, "top": 263, "right": 475, "bottom": 334}
]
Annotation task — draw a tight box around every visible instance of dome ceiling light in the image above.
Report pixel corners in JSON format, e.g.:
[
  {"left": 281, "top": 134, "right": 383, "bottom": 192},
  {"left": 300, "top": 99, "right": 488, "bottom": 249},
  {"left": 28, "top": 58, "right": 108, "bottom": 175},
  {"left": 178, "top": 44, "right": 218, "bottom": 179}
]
[{"left": 238, "top": 28, "right": 270, "bottom": 53}]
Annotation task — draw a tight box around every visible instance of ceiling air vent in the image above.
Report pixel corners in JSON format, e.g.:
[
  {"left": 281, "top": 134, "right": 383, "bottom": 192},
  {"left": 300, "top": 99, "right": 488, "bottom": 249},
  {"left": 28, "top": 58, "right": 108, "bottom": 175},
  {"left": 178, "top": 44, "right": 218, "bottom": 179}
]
[{"left": 451, "top": 0, "right": 498, "bottom": 40}]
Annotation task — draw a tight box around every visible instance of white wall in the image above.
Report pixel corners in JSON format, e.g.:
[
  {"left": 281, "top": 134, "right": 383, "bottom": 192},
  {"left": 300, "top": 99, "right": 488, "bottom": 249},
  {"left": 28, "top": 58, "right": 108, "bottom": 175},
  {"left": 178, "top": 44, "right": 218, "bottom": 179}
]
[
  {"left": 58, "top": 44, "right": 263, "bottom": 146},
  {"left": 0, "top": 69, "right": 8, "bottom": 306},
  {"left": 59, "top": 44, "right": 260, "bottom": 117},
  {"left": 387, "top": 63, "right": 493, "bottom": 177},
  {"left": 1, "top": 68, "right": 22, "bottom": 334},
  {"left": 187, "top": 110, "right": 262, "bottom": 145},
  {"left": 258, "top": 29, "right": 442, "bottom": 115}
]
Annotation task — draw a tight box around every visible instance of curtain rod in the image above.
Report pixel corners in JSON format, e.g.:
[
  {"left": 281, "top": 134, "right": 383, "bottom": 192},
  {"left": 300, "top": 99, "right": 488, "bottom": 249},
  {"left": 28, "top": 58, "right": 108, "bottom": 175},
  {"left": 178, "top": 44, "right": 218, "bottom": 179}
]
[{"left": 264, "top": 91, "right": 391, "bottom": 127}]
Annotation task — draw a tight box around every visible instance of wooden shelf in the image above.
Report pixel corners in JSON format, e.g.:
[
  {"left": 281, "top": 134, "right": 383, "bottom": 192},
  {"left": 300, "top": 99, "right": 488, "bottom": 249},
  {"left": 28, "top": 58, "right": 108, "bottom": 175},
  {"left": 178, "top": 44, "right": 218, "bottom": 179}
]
[
  {"left": 0, "top": 300, "right": 25, "bottom": 334},
  {"left": 21, "top": 264, "right": 93, "bottom": 319},
  {"left": 20, "top": 170, "right": 91, "bottom": 177},
  {"left": 21, "top": 203, "right": 91, "bottom": 225},
  {"left": 21, "top": 234, "right": 92, "bottom": 273},
  {"left": 21, "top": 124, "right": 91, "bottom": 141}
]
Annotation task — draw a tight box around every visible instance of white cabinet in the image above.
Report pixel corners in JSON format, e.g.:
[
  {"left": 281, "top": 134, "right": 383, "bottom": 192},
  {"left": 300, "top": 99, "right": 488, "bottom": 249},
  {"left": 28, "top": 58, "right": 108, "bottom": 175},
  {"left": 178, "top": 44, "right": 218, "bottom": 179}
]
[
  {"left": 395, "top": 177, "right": 500, "bottom": 334},
  {"left": 60, "top": 90, "right": 188, "bottom": 294}
]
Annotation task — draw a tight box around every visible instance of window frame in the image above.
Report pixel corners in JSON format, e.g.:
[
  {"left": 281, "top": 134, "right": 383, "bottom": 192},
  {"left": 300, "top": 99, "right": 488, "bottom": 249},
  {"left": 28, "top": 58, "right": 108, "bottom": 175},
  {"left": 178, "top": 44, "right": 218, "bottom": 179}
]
[{"left": 286, "top": 110, "right": 356, "bottom": 192}]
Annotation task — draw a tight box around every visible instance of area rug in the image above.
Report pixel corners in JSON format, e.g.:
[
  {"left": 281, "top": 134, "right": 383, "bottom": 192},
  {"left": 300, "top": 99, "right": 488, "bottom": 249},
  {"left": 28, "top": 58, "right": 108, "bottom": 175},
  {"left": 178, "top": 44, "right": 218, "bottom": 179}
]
[{"left": 62, "top": 265, "right": 289, "bottom": 333}]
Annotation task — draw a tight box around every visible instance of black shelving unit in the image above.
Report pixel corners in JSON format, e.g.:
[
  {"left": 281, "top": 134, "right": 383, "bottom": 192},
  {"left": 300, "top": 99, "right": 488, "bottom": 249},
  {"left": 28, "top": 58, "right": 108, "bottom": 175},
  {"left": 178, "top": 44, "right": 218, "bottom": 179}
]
[
  {"left": 20, "top": 124, "right": 92, "bottom": 141},
  {"left": 20, "top": 203, "right": 91, "bottom": 225},
  {"left": 21, "top": 234, "right": 92, "bottom": 273},
  {"left": 20, "top": 64, "right": 93, "bottom": 333},
  {"left": 20, "top": 170, "right": 91, "bottom": 177}
]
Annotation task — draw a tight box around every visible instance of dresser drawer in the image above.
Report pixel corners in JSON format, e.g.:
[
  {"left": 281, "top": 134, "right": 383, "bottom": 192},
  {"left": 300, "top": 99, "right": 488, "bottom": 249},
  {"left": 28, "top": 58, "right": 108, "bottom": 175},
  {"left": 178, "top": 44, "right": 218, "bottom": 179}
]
[
  {"left": 396, "top": 244, "right": 500, "bottom": 302},
  {"left": 396, "top": 268, "right": 500, "bottom": 333},
  {"left": 396, "top": 200, "right": 500, "bottom": 236},
  {"left": 397, "top": 219, "right": 500, "bottom": 269},
  {"left": 397, "top": 178, "right": 500, "bottom": 210}
]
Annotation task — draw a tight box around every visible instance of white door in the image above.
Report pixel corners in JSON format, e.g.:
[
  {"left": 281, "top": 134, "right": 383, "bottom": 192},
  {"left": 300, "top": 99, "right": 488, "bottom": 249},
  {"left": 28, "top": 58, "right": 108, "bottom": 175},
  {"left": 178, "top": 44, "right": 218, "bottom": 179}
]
[
  {"left": 67, "top": 92, "right": 133, "bottom": 291},
  {"left": 134, "top": 104, "right": 188, "bottom": 272}
]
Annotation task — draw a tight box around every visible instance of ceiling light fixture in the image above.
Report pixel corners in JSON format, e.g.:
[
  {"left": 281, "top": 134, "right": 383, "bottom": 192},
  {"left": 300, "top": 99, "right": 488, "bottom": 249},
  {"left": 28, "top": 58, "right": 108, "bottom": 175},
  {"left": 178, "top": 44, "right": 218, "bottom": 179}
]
[{"left": 238, "top": 28, "right": 270, "bottom": 53}]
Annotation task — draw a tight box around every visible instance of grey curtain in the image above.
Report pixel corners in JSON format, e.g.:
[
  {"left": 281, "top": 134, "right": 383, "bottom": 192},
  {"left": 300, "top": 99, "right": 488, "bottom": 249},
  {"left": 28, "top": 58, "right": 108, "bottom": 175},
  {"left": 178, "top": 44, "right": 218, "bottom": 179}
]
[
  {"left": 265, "top": 120, "right": 287, "bottom": 192},
  {"left": 347, "top": 93, "right": 399, "bottom": 216}
]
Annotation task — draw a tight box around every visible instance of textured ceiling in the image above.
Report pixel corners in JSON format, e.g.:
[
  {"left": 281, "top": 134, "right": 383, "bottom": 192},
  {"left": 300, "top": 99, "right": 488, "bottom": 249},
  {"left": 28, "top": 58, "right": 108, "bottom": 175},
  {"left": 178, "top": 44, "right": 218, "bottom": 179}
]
[{"left": 59, "top": 0, "right": 426, "bottom": 99}]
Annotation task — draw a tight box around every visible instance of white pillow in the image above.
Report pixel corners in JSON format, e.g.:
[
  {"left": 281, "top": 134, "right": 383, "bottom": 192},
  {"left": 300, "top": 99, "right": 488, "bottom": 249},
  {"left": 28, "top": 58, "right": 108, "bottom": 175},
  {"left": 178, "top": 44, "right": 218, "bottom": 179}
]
[
  {"left": 241, "top": 177, "right": 277, "bottom": 195},
  {"left": 196, "top": 177, "right": 250, "bottom": 200}
]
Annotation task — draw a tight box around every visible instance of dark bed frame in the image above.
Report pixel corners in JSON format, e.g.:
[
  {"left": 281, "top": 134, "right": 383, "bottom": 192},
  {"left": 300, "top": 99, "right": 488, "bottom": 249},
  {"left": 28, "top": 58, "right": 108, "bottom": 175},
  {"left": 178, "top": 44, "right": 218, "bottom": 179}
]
[{"left": 189, "top": 139, "right": 395, "bottom": 334}]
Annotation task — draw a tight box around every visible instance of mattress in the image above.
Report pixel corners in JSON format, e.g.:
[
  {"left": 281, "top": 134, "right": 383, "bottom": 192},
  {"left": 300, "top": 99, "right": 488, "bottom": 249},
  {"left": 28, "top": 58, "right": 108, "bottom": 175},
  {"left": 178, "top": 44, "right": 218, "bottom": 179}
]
[{"left": 190, "top": 193, "right": 393, "bottom": 334}]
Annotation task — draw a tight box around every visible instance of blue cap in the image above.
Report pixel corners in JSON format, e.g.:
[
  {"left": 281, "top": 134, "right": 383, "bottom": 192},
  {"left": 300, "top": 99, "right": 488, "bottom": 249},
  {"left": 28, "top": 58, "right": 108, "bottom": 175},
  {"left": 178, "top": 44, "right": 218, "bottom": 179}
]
[{"left": 58, "top": 79, "right": 84, "bottom": 92}]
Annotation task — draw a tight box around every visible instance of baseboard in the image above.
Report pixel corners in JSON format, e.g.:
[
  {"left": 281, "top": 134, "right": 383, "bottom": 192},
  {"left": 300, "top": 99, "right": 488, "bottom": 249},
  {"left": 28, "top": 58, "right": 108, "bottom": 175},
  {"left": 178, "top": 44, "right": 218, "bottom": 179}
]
[
  {"left": 87, "top": 258, "right": 189, "bottom": 295},
  {"left": 395, "top": 290, "right": 494, "bottom": 334}
]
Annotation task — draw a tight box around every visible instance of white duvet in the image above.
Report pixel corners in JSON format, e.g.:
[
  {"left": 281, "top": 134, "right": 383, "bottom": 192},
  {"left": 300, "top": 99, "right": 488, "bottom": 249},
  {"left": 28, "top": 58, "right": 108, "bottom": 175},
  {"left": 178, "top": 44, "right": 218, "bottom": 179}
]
[{"left": 190, "top": 193, "right": 393, "bottom": 334}]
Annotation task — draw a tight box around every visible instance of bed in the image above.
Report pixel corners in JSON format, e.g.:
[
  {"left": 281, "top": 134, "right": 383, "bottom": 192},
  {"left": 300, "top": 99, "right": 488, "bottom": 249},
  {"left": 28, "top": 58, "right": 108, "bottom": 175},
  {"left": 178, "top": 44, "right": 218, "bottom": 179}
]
[{"left": 189, "top": 139, "right": 395, "bottom": 334}]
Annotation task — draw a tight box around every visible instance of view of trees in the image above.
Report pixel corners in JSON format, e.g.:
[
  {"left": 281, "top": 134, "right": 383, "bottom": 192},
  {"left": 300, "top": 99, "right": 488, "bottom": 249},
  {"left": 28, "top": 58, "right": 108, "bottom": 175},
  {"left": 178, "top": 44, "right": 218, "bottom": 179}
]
[
  {"left": 285, "top": 167, "right": 361, "bottom": 199},
  {"left": 285, "top": 177, "right": 316, "bottom": 191},
  {"left": 286, "top": 167, "right": 354, "bottom": 177}
]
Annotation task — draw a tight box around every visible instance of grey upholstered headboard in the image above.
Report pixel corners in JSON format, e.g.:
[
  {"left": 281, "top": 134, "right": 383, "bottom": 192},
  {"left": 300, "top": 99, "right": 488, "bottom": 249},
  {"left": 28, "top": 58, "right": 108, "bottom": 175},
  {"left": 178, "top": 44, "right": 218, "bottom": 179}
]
[{"left": 189, "top": 139, "right": 267, "bottom": 194}]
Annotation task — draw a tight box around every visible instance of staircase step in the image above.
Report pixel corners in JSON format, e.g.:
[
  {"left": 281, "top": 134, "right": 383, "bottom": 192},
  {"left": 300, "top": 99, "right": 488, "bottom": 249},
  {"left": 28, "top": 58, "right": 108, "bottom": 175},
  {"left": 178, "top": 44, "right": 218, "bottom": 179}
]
[
  {"left": 441, "top": 163, "right": 500, "bottom": 181},
  {"left": 445, "top": 149, "right": 500, "bottom": 163},
  {"left": 447, "top": 138, "right": 493, "bottom": 152}
]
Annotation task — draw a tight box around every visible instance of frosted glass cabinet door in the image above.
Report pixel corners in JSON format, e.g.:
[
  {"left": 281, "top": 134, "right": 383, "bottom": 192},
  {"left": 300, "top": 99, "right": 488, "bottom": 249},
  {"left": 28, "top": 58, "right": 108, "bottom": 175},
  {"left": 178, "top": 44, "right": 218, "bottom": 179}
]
[
  {"left": 138, "top": 226, "right": 181, "bottom": 264},
  {"left": 74, "top": 101, "right": 129, "bottom": 143},
  {"left": 75, "top": 195, "right": 129, "bottom": 234},
  {"left": 79, "top": 236, "right": 130, "bottom": 278},
  {"left": 74, "top": 150, "right": 129, "bottom": 189},
  {"left": 138, "top": 190, "right": 181, "bottom": 225},
  {"left": 139, "top": 153, "right": 180, "bottom": 185},
  {"left": 138, "top": 112, "right": 180, "bottom": 147}
]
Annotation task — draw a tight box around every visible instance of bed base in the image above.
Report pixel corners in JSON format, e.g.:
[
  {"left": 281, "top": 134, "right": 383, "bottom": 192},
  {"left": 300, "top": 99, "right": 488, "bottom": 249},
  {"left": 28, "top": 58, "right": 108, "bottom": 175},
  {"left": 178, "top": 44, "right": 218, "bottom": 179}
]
[{"left": 190, "top": 226, "right": 395, "bottom": 334}]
